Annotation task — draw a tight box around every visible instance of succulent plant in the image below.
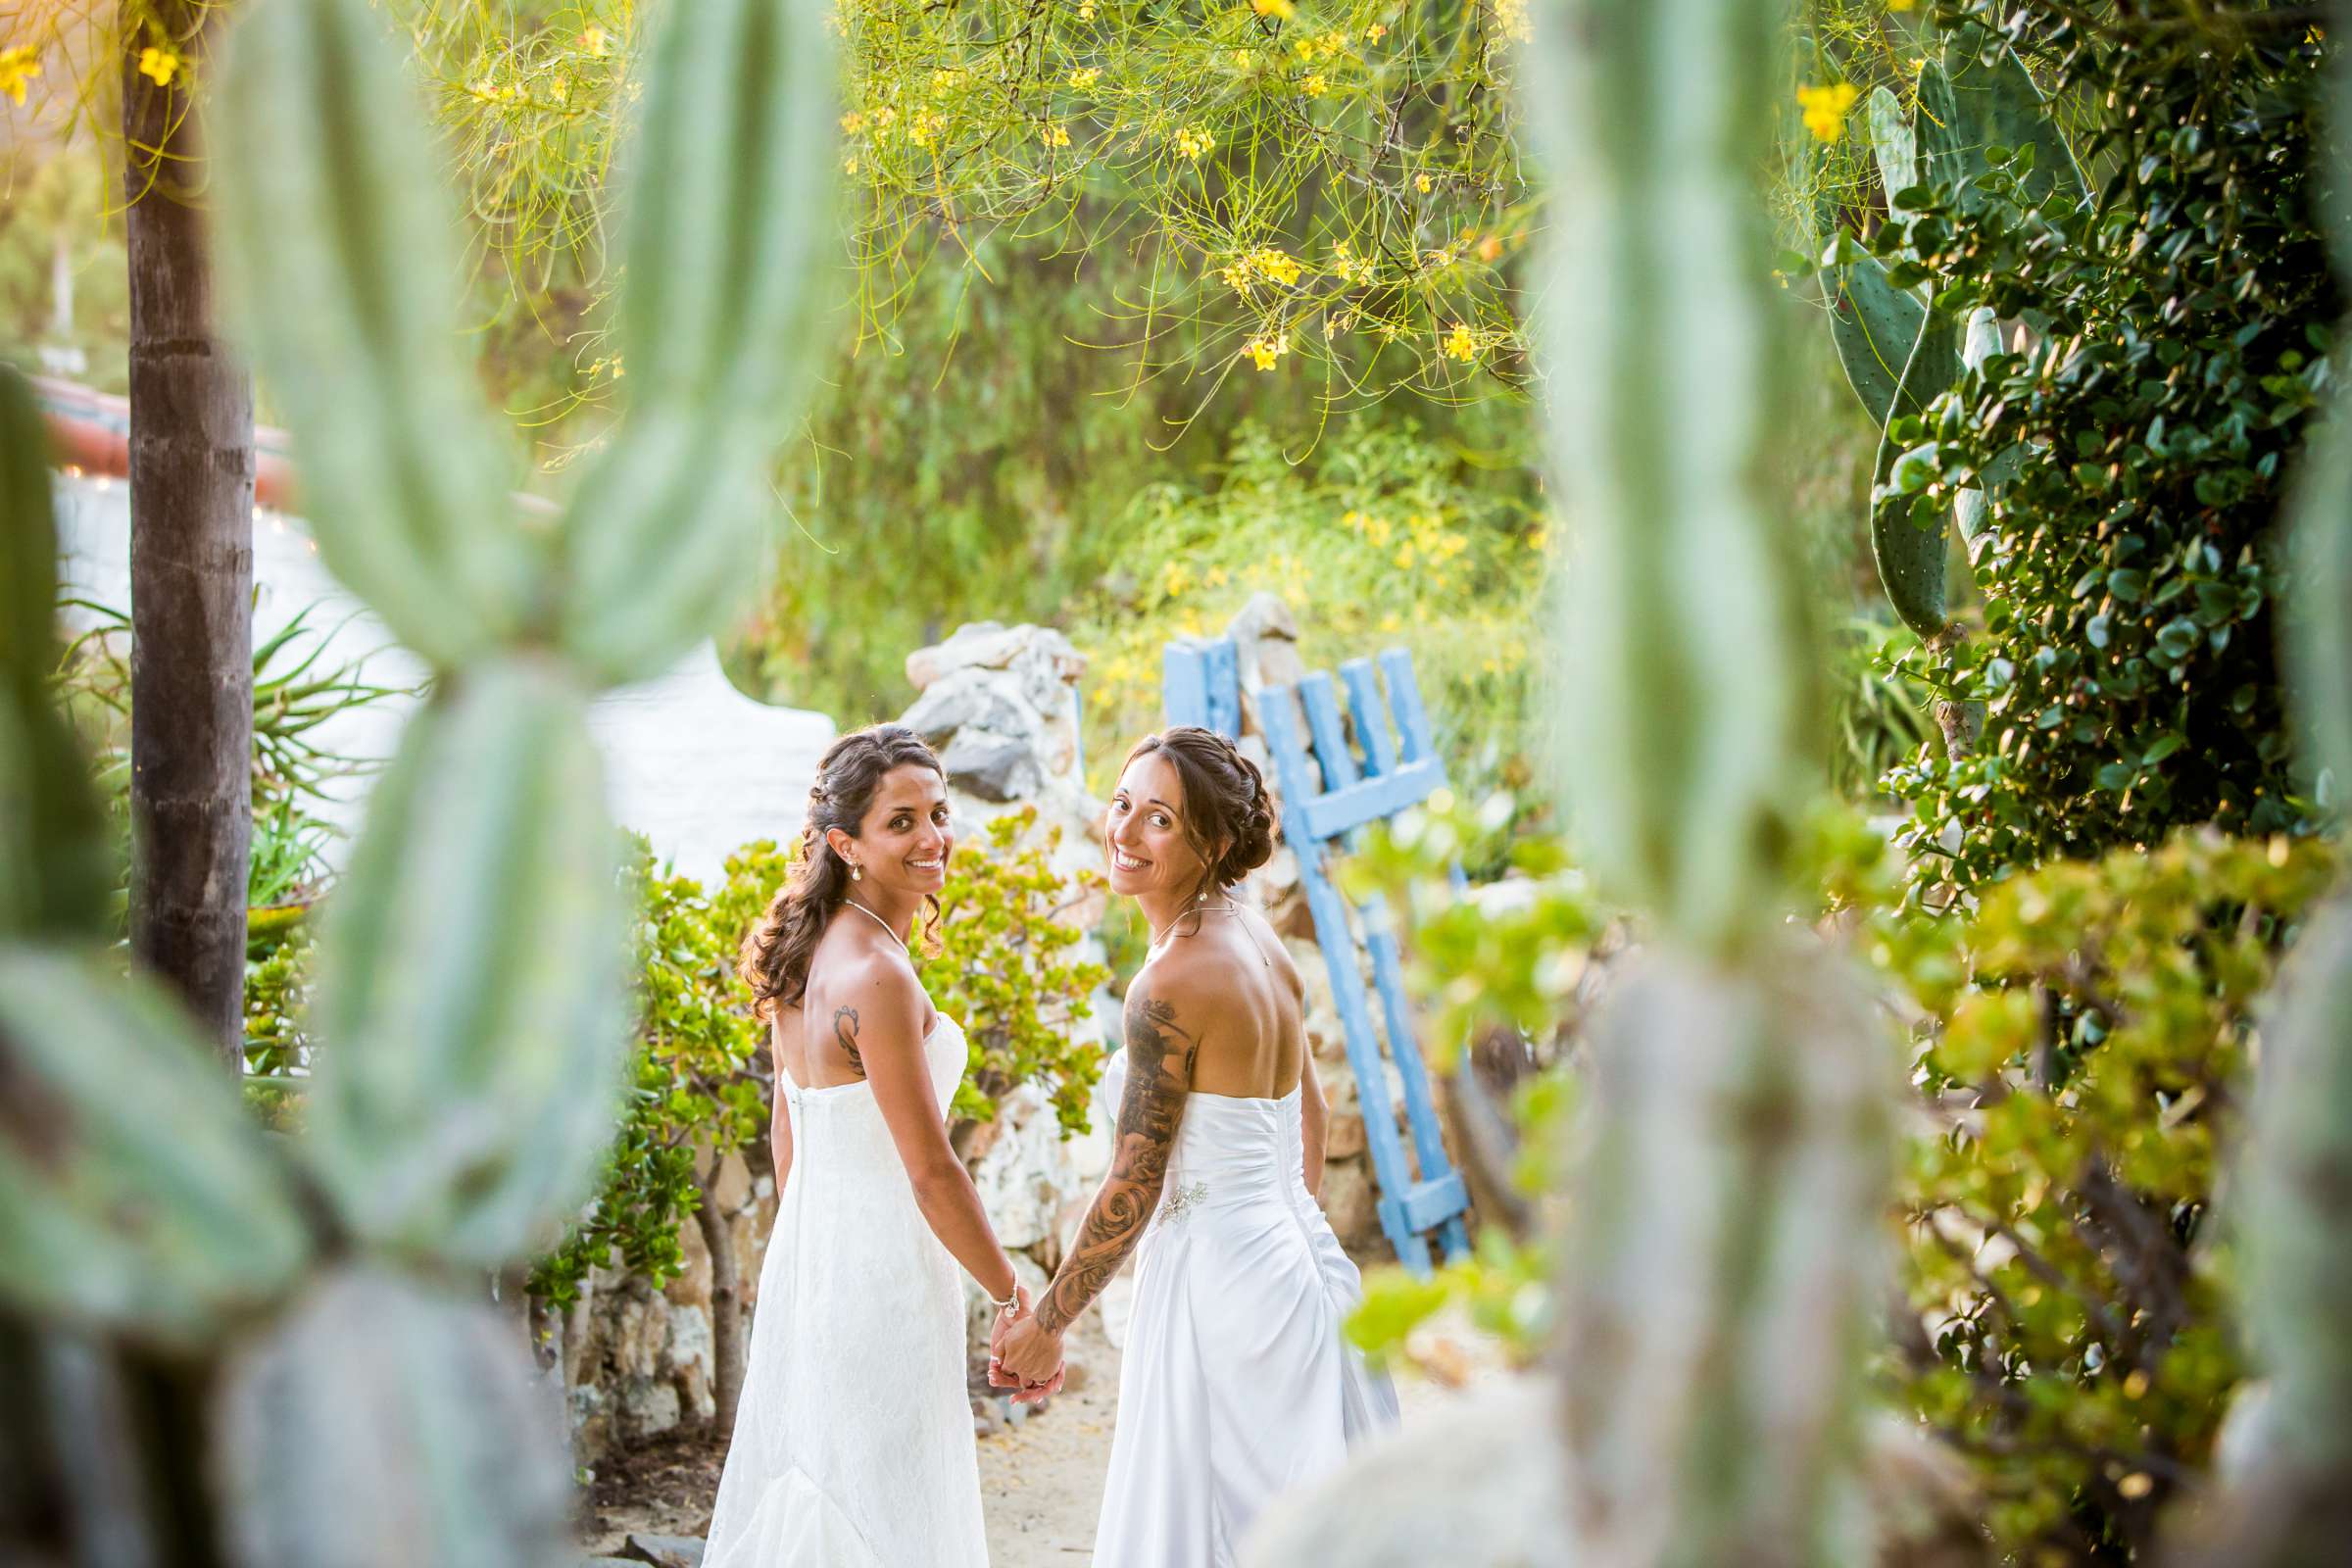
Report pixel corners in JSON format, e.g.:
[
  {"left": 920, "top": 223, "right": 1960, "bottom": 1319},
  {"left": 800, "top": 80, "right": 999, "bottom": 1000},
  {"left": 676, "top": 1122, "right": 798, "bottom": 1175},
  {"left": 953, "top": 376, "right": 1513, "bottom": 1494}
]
[{"left": 0, "top": 0, "right": 834, "bottom": 1557}]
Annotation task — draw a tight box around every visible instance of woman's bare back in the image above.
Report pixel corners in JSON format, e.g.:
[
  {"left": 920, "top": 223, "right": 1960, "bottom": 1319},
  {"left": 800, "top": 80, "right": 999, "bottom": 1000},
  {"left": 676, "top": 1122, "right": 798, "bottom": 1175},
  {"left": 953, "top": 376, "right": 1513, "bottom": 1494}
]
[
  {"left": 776, "top": 918, "right": 937, "bottom": 1091},
  {"left": 1157, "top": 904, "right": 1307, "bottom": 1101}
]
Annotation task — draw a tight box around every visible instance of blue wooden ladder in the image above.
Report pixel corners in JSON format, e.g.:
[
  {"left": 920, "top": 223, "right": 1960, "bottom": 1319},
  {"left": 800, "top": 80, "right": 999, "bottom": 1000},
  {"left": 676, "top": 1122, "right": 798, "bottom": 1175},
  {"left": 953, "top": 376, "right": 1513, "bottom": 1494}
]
[{"left": 1162, "top": 638, "right": 1472, "bottom": 1275}]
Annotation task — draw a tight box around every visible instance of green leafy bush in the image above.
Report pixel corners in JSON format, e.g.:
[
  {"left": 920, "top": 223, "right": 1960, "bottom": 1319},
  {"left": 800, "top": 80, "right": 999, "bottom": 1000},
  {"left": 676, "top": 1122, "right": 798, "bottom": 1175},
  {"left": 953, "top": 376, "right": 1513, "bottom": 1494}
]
[
  {"left": 1856, "top": 825, "right": 2341, "bottom": 1561},
  {"left": 928, "top": 807, "right": 1111, "bottom": 1133},
  {"left": 1877, "top": 4, "right": 2336, "bottom": 891},
  {"left": 1070, "top": 416, "right": 1549, "bottom": 811},
  {"left": 1347, "top": 790, "right": 2344, "bottom": 1561},
  {"left": 531, "top": 839, "right": 775, "bottom": 1306}
]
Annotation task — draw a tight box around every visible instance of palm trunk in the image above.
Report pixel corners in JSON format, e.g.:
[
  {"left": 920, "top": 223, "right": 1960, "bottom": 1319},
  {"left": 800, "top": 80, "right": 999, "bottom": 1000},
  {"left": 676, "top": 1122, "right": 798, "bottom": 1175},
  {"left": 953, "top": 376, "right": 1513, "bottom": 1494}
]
[
  {"left": 124, "top": 0, "right": 256, "bottom": 1067},
  {"left": 693, "top": 1159, "right": 748, "bottom": 1428}
]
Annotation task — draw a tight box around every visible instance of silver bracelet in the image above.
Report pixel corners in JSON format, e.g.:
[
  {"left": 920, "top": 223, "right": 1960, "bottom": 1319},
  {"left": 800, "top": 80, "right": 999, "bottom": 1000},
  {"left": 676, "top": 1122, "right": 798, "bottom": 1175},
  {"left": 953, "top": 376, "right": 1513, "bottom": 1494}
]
[{"left": 991, "top": 1283, "right": 1019, "bottom": 1313}]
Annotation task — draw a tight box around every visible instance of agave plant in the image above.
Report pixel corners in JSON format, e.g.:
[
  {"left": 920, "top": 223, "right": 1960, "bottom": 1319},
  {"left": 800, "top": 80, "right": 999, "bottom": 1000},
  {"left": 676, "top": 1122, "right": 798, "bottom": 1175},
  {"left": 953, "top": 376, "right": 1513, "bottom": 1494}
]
[{"left": 0, "top": 0, "right": 834, "bottom": 1559}]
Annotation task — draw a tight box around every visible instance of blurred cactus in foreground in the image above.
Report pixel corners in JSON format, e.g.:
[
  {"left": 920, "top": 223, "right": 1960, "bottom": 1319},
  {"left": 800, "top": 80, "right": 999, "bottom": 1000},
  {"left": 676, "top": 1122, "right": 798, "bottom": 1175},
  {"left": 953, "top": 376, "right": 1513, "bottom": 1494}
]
[
  {"left": 1528, "top": 1, "right": 1892, "bottom": 1565},
  {"left": 2173, "top": 18, "right": 2352, "bottom": 1561},
  {"left": 0, "top": 0, "right": 833, "bottom": 1559}
]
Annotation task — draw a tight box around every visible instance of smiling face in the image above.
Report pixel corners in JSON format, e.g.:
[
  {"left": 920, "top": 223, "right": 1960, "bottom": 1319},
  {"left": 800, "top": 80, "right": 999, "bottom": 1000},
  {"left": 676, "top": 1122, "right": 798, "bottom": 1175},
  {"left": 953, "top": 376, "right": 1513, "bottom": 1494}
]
[
  {"left": 834, "top": 762, "right": 953, "bottom": 899},
  {"left": 1105, "top": 751, "right": 1216, "bottom": 905}
]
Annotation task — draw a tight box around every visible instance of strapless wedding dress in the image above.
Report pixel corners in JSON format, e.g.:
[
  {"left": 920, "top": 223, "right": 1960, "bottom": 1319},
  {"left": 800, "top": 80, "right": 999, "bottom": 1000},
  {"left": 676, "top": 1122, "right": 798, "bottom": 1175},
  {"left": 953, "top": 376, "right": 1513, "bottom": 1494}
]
[
  {"left": 704, "top": 1015, "right": 988, "bottom": 1568},
  {"left": 1092, "top": 1079, "right": 1399, "bottom": 1567}
]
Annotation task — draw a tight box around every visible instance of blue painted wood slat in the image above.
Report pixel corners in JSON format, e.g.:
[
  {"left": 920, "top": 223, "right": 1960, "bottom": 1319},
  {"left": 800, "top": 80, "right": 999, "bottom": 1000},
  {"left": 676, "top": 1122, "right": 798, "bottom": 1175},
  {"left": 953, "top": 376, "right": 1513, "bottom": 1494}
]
[
  {"left": 1258, "top": 694, "right": 1434, "bottom": 1274},
  {"left": 1379, "top": 647, "right": 1437, "bottom": 764},
  {"left": 1298, "top": 760, "right": 1447, "bottom": 843},
  {"left": 1340, "top": 659, "right": 1397, "bottom": 777}
]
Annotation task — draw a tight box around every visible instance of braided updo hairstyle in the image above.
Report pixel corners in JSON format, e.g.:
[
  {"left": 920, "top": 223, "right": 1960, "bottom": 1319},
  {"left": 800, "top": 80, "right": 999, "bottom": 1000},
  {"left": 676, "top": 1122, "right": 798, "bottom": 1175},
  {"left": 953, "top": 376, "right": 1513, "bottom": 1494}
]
[
  {"left": 1122, "top": 725, "right": 1277, "bottom": 905},
  {"left": 738, "top": 724, "right": 944, "bottom": 1019}
]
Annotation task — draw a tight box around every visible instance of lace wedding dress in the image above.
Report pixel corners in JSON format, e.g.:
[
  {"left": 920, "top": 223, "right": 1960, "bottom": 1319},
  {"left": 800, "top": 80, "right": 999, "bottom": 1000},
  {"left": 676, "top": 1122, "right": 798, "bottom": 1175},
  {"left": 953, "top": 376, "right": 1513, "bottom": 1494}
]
[
  {"left": 704, "top": 1015, "right": 989, "bottom": 1568},
  {"left": 1092, "top": 1075, "right": 1399, "bottom": 1567}
]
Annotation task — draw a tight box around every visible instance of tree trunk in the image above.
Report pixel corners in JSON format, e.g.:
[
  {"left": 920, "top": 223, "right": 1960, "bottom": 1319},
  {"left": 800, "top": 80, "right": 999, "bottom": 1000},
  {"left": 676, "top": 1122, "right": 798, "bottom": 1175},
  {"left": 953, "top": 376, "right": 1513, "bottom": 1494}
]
[
  {"left": 124, "top": 0, "right": 255, "bottom": 1068},
  {"left": 1929, "top": 623, "right": 1984, "bottom": 760},
  {"left": 693, "top": 1160, "right": 748, "bottom": 1429}
]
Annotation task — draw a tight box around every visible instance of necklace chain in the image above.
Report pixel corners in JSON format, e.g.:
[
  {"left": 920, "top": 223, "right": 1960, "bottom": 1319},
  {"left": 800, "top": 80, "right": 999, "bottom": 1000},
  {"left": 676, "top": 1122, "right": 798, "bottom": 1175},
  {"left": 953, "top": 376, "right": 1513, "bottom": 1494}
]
[
  {"left": 1151, "top": 899, "right": 1244, "bottom": 948},
  {"left": 843, "top": 898, "right": 908, "bottom": 952}
]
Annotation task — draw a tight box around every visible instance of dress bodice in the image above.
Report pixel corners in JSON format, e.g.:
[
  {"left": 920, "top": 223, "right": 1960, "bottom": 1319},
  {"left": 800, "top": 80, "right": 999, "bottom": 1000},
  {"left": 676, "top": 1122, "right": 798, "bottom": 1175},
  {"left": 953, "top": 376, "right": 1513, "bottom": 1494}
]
[{"left": 776, "top": 1014, "right": 968, "bottom": 1162}]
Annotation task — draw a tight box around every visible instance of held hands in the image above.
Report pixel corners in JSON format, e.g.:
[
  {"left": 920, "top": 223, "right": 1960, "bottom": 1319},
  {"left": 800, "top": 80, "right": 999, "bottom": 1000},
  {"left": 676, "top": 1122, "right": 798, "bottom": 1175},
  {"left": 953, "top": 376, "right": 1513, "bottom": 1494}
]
[{"left": 987, "top": 1288, "right": 1065, "bottom": 1405}]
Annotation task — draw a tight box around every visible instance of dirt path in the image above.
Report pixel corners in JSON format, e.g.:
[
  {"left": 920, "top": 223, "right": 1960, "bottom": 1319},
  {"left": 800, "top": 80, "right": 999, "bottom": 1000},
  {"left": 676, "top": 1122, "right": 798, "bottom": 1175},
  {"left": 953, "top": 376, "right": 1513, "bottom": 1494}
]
[
  {"left": 975, "top": 1316, "right": 1502, "bottom": 1568},
  {"left": 583, "top": 1307, "right": 1505, "bottom": 1567}
]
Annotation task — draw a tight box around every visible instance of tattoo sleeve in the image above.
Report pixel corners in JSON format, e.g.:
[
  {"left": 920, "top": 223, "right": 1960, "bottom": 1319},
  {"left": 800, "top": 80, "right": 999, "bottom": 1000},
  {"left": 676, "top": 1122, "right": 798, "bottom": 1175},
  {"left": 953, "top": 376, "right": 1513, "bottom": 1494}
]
[
  {"left": 1036, "top": 988, "right": 1198, "bottom": 1335},
  {"left": 833, "top": 1005, "right": 864, "bottom": 1078}
]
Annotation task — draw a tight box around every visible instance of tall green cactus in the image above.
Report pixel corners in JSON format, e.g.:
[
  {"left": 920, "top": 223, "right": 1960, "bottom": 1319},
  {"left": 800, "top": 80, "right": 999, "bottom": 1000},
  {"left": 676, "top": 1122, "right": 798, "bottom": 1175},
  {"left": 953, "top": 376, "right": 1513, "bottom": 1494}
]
[
  {"left": 1818, "top": 24, "right": 2084, "bottom": 642},
  {"left": 1530, "top": 2, "right": 1892, "bottom": 1564},
  {"left": 0, "top": 0, "right": 834, "bottom": 1558},
  {"left": 2180, "top": 26, "right": 2352, "bottom": 1554}
]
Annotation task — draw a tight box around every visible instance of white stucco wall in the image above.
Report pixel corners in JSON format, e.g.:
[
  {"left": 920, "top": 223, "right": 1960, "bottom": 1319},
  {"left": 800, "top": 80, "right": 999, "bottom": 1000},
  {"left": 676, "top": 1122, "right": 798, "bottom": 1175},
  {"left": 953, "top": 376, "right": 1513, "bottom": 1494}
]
[{"left": 53, "top": 475, "right": 834, "bottom": 887}]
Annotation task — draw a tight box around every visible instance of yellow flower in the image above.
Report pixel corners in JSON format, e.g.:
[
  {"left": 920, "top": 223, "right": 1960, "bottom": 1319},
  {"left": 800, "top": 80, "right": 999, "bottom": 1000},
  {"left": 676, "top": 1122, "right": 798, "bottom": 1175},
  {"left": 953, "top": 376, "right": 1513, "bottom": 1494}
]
[
  {"left": 0, "top": 45, "right": 42, "bottom": 105},
  {"left": 136, "top": 45, "right": 178, "bottom": 87},
  {"left": 1301, "top": 72, "right": 1328, "bottom": 98},
  {"left": 1476, "top": 233, "right": 1503, "bottom": 264},
  {"left": 1245, "top": 331, "right": 1291, "bottom": 370},
  {"left": 1443, "top": 323, "right": 1480, "bottom": 363},
  {"left": 1177, "top": 125, "right": 1213, "bottom": 160},
  {"left": 1205, "top": 565, "right": 1230, "bottom": 587},
  {"left": 1251, "top": 248, "right": 1302, "bottom": 286},
  {"left": 1044, "top": 121, "right": 1071, "bottom": 148},
  {"left": 1069, "top": 66, "right": 1101, "bottom": 89},
  {"left": 1796, "top": 81, "right": 1860, "bottom": 143},
  {"left": 1414, "top": 172, "right": 1433, "bottom": 194},
  {"left": 844, "top": 156, "right": 860, "bottom": 174},
  {"left": 1250, "top": 0, "right": 1296, "bottom": 17},
  {"left": 1294, "top": 38, "right": 1316, "bottom": 62},
  {"left": 1232, "top": 49, "right": 1252, "bottom": 70},
  {"left": 841, "top": 109, "right": 867, "bottom": 133},
  {"left": 582, "top": 24, "right": 610, "bottom": 56},
  {"left": 1367, "top": 22, "right": 1387, "bottom": 40},
  {"left": 1080, "top": 0, "right": 1097, "bottom": 15}
]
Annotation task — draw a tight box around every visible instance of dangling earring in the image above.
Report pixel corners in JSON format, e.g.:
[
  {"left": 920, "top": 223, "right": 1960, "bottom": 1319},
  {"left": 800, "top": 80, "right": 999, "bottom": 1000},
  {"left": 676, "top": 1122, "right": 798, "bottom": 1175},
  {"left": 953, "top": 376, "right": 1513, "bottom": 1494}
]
[{"left": 851, "top": 863, "right": 863, "bottom": 882}]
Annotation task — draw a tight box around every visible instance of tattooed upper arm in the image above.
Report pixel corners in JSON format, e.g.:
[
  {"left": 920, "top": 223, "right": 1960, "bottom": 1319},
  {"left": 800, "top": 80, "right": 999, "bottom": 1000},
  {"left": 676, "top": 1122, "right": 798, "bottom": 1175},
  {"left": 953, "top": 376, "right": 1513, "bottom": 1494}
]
[
  {"left": 832, "top": 1003, "right": 865, "bottom": 1079},
  {"left": 1036, "top": 976, "right": 1203, "bottom": 1334}
]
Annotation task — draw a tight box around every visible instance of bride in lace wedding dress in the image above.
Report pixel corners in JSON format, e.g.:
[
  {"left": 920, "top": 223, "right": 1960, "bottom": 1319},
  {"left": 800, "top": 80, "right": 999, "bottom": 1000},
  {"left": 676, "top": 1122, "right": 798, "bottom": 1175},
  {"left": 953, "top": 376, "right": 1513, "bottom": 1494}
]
[{"left": 705, "top": 725, "right": 1054, "bottom": 1568}]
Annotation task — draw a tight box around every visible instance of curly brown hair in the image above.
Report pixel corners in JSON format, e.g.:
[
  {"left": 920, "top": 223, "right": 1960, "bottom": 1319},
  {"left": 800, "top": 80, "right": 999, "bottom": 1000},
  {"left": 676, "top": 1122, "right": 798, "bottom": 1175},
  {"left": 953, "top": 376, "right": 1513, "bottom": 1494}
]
[{"left": 737, "top": 724, "right": 944, "bottom": 1019}]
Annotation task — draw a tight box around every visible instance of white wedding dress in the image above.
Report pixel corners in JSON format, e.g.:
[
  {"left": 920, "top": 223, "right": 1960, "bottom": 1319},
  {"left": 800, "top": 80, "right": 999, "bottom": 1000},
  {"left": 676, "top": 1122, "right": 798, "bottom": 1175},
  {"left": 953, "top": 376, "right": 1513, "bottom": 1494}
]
[
  {"left": 704, "top": 1014, "right": 989, "bottom": 1568},
  {"left": 1093, "top": 1074, "right": 1399, "bottom": 1567}
]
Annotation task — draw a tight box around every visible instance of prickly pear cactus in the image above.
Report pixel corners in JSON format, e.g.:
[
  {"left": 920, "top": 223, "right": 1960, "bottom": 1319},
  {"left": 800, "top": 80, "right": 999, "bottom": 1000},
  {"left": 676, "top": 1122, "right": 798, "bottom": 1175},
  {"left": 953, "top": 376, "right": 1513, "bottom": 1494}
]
[
  {"left": 0, "top": 0, "right": 834, "bottom": 1559},
  {"left": 1818, "top": 23, "right": 2083, "bottom": 642},
  {"left": 1529, "top": 2, "right": 1892, "bottom": 1565}
]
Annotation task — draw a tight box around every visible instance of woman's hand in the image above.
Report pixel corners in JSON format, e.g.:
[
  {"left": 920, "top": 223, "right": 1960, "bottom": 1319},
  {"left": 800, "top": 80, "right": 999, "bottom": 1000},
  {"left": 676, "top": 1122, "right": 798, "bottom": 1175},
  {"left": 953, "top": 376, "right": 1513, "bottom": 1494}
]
[{"left": 992, "top": 1310, "right": 1066, "bottom": 1400}]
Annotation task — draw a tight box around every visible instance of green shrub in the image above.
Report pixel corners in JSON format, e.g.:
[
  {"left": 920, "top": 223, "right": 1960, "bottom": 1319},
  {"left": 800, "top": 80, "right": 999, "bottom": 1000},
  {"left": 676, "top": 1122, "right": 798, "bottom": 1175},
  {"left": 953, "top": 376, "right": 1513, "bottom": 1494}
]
[
  {"left": 928, "top": 807, "right": 1111, "bottom": 1134},
  {"left": 528, "top": 839, "right": 774, "bottom": 1307},
  {"left": 1878, "top": 4, "right": 2336, "bottom": 892},
  {"left": 1346, "top": 791, "right": 2344, "bottom": 1561},
  {"left": 1856, "top": 825, "right": 2341, "bottom": 1561},
  {"left": 1071, "top": 416, "right": 1549, "bottom": 815}
]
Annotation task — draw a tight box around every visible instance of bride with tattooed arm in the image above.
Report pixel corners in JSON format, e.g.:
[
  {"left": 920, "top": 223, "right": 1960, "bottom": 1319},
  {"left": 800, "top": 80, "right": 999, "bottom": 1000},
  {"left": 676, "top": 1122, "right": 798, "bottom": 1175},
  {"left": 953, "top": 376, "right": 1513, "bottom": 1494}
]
[
  {"left": 995, "top": 726, "right": 1396, "bottom": 1568},
  {"left": 704, "top": 724, "right": 1056, "bottom": 1568}
]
